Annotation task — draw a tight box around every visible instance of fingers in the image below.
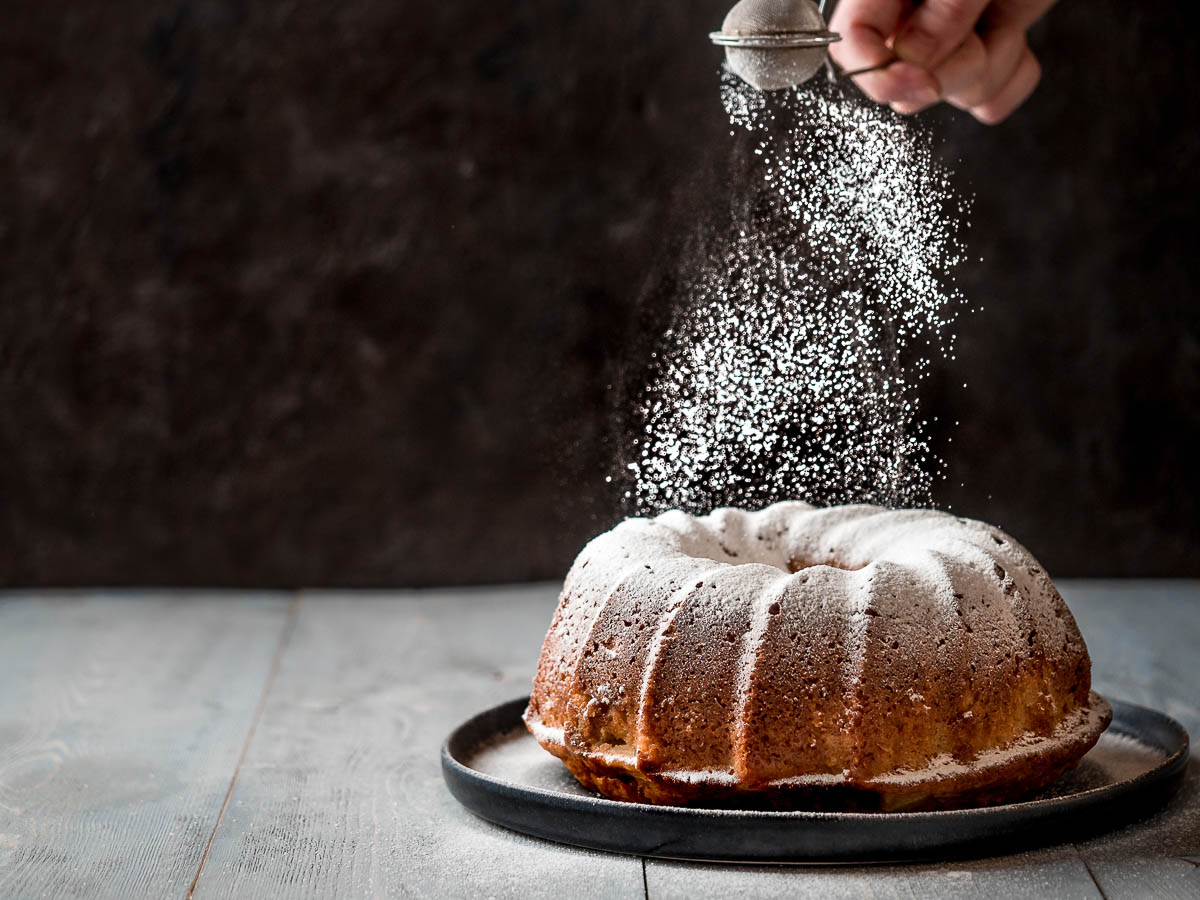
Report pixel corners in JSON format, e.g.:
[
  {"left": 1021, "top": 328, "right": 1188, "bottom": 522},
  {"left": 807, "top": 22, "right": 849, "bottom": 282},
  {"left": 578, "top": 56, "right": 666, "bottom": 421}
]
[
  {"left": 891, "top": 31, "right": 988, "bottom": 114},
  {"left": 830, "top": 0, "right": 942, "bottom": 109},
  {"left": 855, "top": 62, "right": 942, "bottom": 109},
  {"left": 945, "top": 26, "right": 1028, "bottom": 111},
  {"left": 964, "top": 46, "right": 1042, "bottom": 124},
  {"left": 833, "top": 0, "right": 1049, "bottom": 123},
  {"left": 892, "top": 0, "right": 991, "bottom": 70},
  {"left": 930, "top": 31, "right": 988, "bottom": 98},
  {"left": 893, "top": 25, "right": 1041, "bottom": 124},
  {"left": 829, "top": 0, "right": 907, "bottom": 71}
]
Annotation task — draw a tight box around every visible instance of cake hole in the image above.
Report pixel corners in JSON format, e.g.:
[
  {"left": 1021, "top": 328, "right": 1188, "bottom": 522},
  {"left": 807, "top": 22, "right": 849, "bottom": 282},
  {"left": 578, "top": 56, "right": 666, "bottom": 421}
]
[{"left": 786, "top": 556, "right": 866, "bottom": 573}]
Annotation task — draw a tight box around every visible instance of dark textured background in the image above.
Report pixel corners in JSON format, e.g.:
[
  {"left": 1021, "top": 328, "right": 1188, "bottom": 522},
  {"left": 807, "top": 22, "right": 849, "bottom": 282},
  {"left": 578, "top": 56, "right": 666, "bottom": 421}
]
[{"left": 1, "top": 0, "right": 1197, "bottom": 586}]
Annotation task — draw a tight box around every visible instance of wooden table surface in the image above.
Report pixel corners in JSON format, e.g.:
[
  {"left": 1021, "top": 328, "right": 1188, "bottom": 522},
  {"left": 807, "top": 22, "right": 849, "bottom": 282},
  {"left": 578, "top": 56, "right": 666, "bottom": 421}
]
[{"left": 0, "top": 581, "right": 1197, "bottom": 899}]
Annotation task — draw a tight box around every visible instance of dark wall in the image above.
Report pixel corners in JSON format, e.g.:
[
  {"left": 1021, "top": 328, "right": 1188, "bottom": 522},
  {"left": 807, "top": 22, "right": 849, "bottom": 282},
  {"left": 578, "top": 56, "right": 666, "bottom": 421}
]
[{"left": 1, "top": 0, "right": 1196, "bottom": 586}]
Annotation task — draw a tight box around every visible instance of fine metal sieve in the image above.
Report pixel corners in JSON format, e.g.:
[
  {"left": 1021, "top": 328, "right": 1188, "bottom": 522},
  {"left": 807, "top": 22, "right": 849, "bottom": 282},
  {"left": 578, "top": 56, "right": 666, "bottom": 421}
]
[{"left": 711, "top": 0, "right": 894, "bottom": 90}]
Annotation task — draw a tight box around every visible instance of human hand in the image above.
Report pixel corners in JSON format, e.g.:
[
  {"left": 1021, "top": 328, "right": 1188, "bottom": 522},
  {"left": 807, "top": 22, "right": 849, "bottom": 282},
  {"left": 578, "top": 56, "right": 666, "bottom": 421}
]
[{"left": 828, "top": 0, "right": 1054, "bottom": 124}]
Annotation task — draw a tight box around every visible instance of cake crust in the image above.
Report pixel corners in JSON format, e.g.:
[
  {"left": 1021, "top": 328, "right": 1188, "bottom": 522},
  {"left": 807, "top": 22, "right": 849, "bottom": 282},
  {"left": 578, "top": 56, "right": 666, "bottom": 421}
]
[{"left": 529, "top": 691, "right": 1111, "bottom": 810}]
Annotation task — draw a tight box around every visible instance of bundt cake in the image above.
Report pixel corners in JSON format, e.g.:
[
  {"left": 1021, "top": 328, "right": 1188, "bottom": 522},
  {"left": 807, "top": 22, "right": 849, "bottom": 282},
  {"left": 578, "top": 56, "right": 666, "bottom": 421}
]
[{"left": 524, "top": 502, "right": 1110, "bottom": 811}]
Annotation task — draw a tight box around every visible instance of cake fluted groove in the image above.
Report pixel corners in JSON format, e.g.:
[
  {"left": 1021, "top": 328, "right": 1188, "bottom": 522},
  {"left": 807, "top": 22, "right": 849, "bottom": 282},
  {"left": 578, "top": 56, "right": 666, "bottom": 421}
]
[
  {"left": 560, "top": 562, "right": 647, "bottom": 752},
  {"left": 562, "top": 554, "right": 715, "bottom": 753},
  {"left": 533, "top": 559, "right": 646, "bottom": 731},
  {"left": 633, "top": 565, "right": 731, "bottom": 771},
  {"left": 844, "top": 568, "right": 880, "bottom": 779},
  {"left": 730, "top": 571, "right": 797, "bottom": 784}
]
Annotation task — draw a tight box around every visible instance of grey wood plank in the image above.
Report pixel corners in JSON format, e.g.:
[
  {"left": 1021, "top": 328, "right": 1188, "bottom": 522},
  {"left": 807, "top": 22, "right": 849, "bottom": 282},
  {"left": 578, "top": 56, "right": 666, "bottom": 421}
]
[
  {"left": 1072, "top": 759, "right": 1200, "bottom": 899},
  {"left": 193, "top": 586, "right": 645, "bottom": 900},
  {"left": 0, "top": 592, "right": 290, "bottom": 900},
  {"left": 1084, "top": 856, "right": 1200, "bottom": 900},
  {"left": 645, "top": 848, "right": 1103, "bottom": 899},
  {"left": 1065, "top": 582, "right": 1200, "bottom": 897},
  {"left": 5, "top": 581, "right": 1192, "bottom": 898},
  {"left": 1062, "top": 581, "right": 1200, "bottom": 737}
]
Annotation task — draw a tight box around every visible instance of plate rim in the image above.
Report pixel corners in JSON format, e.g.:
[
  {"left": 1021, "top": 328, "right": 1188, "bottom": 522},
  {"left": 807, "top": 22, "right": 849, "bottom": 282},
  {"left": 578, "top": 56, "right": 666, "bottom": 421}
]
[{"left": 440, "top": 695, "right": 1190, "bottom": 861}]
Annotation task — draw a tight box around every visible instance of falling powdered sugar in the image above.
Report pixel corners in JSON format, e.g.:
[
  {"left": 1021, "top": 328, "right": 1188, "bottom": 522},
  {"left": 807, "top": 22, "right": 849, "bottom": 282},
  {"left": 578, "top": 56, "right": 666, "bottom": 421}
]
[{"left": 621, "top": 70, "right": 970, "bottom": 514}]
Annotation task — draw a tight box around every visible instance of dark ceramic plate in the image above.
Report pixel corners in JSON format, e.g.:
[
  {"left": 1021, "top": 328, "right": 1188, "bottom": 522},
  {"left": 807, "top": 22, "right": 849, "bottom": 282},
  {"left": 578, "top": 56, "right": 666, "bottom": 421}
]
[{"left": 441, "top": 696, "right": 1189, "bottom": 863}]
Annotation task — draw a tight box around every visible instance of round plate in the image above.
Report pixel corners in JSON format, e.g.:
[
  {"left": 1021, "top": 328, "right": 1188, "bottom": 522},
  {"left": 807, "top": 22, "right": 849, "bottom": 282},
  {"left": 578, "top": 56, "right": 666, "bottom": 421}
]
[{"left": 441, "top": 696, "right": 1189, "bottom": 863}]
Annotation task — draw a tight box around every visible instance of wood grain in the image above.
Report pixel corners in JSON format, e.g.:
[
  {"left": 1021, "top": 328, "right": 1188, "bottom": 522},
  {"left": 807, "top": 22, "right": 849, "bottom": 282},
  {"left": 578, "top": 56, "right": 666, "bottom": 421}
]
[
  {"left": 191, "top": 586, "right": 645, "bottom": 899},
  {"left": 646, "top": 849, "right": 1104, "bottom": 899},
  {"left": 1084, "top": 857, "right": 1200, "bottom": 900},
  {"left": 1065, "top": 581, "right": 1200, "bottom": 737},
  {"left": 0, "top": 592, "right": 290, "bottom": 899},
  {"left": 1, "top": 581, "right": 1197, "bottom": 899},
  {"left": 1066, "top": 583, "right": 1200, "bottom": 898}
]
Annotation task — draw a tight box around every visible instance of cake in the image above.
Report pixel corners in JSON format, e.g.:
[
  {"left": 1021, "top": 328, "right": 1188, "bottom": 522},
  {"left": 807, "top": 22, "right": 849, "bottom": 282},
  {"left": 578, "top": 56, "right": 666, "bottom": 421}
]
[{"left": 524, "top": 502, "right": 1111, "bottom": 811}]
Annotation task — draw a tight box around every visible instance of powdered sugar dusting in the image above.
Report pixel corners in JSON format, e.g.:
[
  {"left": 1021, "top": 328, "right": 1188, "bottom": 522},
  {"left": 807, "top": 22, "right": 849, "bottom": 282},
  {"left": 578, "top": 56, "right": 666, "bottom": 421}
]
[
  {"left": 549, "top": 502, "right": 1064, "bottom": 730},
  {"left": 621, "top": 70, "right": 969, "bottom": 513},
  {"left": 867, "top": 697, "right": 1112, "bottom": 786}
]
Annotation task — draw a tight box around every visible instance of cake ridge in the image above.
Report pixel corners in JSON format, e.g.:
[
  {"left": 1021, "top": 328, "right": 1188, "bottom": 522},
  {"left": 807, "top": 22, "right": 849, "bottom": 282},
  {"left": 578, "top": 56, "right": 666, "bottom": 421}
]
[
  {"left": 537, "top": 558, "right": 647, "bottom": 731},
  {"left": 560, "top": 564, "right": 646, "bottom": 750},
  {"left": 844, "top": 570, "right": 879, "bottom": 779},
  {"left": 633, "top": 564, "right": 731, "bottom": 770},
  {"left": 730, "top": 569, "right": 796, "bottom": 783}
]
